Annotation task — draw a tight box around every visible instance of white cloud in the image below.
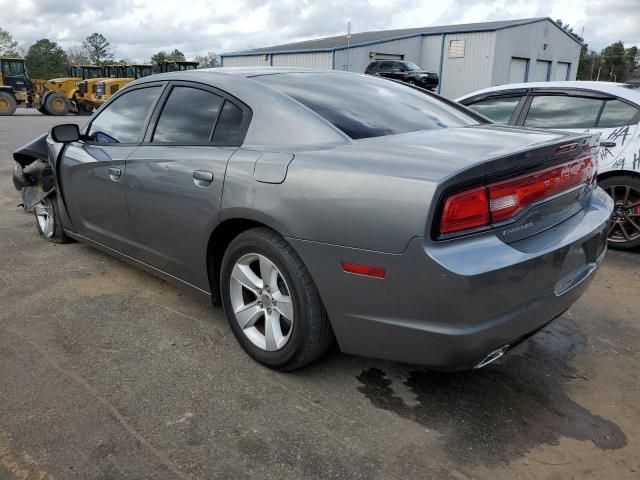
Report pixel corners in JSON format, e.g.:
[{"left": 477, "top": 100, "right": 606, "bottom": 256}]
[{"left": 0, "top": 0, "right": 637, "bottom": 62}]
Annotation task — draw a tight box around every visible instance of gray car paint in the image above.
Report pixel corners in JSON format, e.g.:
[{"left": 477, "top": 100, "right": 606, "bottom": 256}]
[{"left": 13, "top": 68, "right": 613, "bottom": 368}]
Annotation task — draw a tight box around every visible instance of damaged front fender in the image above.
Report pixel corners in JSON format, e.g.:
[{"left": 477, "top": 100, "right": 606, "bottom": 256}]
[{"left": 12, "top": 133, "right": 56, "bottom": 212}]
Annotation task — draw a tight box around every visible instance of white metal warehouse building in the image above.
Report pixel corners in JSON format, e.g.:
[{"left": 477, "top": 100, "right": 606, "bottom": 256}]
[{"left": 220, "top": 17, "right": 581, "bottom": 99}]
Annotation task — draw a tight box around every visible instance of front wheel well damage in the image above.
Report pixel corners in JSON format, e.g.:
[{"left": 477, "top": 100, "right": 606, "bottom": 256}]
[{"left": 207, "top": 218, "right": 266, "bottom": 304}]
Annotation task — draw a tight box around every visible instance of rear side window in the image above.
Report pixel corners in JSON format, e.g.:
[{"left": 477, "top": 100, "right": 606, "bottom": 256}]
[
  {"left": 597, "top": 99, "right": 640, "bottom": 128},
  {"left": 524, "top": 95, "right": 603, "bottom": 129},
  {"left": 253, "top": 72, "right": 478, "bottom": 139},
  {"left": 467, "top": 96, "right": 521, "bottom": 124},
  {"left": 378, "top": 62, "right": 393, "bottom": 72},
  {"left": 212, "top": 101, "right": 244, "bottom": 143},
  {"left": 153, "top": 86, "right": 224, "bottom": 143},
  {"left": 88, "top": 86, "right": 160, "bottom": 143}
]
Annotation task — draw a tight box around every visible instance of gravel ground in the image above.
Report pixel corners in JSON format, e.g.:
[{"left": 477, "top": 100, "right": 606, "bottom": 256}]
[{"left": 0, "top": 110, "right": 639, "bottom": 480}]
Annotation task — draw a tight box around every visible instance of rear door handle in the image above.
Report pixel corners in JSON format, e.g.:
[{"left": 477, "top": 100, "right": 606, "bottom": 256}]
[
  {"left": 108, "top": 167, "right": 121, "bottom": 180},
  {"left": 600, "top": 141, "right": 616, "bottom": 148},
  {"left": 193, "top": 170, "right": 214, "bottom": 186}
]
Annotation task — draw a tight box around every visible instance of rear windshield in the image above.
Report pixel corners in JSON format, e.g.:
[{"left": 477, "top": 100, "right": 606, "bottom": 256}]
[{"left": 253, "top": 72, "right": 478, "bottom": 139}]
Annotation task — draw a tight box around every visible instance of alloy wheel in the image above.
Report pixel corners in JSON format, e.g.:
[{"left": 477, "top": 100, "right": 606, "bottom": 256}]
[
  {"left": 35, "top": 198, "right": 55, "bottom": 238},
  {"left": 604, "top": 184, "right": 640, "bottom": 243},
  {"left": 229, "top": 253, "right": 294, "bottom": 351}
]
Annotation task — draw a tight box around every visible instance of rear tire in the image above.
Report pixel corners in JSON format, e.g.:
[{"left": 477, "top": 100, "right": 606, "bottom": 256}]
[
  {"left": 220, "top": 227, "right": 333, "bottom": 371},
  {"left": 44, "top": 93, "right": 71, "bottom": 116},
  {"left": 599, "top": 175, "right": 640, "bottom": 250},
  {"left": 34, "top": 195, "right": 71, "bottom": 244},
  {"left": 0, "top": 92, "right": 17, "bottom": 116}
]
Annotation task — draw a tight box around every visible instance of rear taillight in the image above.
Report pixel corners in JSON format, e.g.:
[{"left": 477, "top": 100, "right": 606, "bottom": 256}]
[
  {"left": 439, "top": 156, "right": 595, "bottom": 235},
  {"left": 440, "top": 186, "right": 489, "bottom": 234}
]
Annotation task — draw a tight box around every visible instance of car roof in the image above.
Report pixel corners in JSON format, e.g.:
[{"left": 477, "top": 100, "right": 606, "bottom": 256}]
[
  {"left": 128, "top": 67, "right": 352, "bottom": 148},
  {"left": 456, "top": 81, "right": 640, "bottom": 105}
]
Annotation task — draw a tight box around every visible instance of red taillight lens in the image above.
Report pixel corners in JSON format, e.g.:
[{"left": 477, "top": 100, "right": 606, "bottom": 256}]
[
  {"left": 439, "top": 156, "right": 594, "bottom": 235},
  {"left": 440, "top": 186, "right": 490, "bottom": 234},
  {"left": 488, "top": 156, "right": 594, "bottom": 222}
]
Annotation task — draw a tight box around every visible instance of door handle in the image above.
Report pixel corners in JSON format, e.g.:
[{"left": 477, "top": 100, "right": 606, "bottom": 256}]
[
  {"left": 193, "top": 170, "right": 214, "bottom": 186},
  {"left": 600, "top": 141, "right": 616, "bottom": 148},
  {"left": 108, "top": 167, "right": 121, "bottom": 180}
]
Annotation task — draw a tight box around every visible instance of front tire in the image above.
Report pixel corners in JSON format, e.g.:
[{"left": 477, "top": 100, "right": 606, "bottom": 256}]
[
  {"left": 599, "top": 175, "right": 640, "bottom": 250},
  {"left": 220, "top": 227, "right": 333, "bottom": 371},
  {"left": 34, "top": 195, "right": 71, "bottom": 243},
  {"left": 0, "top": 92, "right": 17, "bottom": 115}
]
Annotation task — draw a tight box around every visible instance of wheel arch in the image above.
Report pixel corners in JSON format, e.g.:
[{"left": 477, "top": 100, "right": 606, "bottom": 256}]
[
  {"left": 207, "top": 218, "right": 272, "bottom": 304},
  {"left": 598, "top": 169, "right": 640, "bottom": 183}
]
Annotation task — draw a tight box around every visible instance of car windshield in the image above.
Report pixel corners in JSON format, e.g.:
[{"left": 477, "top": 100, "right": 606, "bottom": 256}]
[
  {"left": 253, "top": 72, "right": 478, "bottom": 139},
  {"left": 404, "top": 62, "right": 422, "bottom": 71}
]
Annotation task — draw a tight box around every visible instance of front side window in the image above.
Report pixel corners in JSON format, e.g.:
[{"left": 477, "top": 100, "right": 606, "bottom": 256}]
[
  {"left": 253, "top": 72, "right": 478, "bottom": 139},
  {"left": 467, "top": 96, "right": 521, "bottom": 124},
  {"left": 524, "top": 95, "right": 603, "bottom": 129},
  {"left": 153, "top": 87, "right": 224, "bottom": 143},
  {"left": 597, "top": 99, "right": 640, "bottom": 128},
  {"left": 88, "top": 86, "right": 161, "bottom": 143}
]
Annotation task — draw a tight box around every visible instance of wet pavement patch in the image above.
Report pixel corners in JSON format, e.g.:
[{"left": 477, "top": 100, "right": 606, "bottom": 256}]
[{"left": 356, "top": 318, "right": 626, "bottom": 465}]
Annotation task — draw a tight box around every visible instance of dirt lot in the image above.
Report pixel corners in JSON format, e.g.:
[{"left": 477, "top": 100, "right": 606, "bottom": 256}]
[{"left": 0, "top": 110, "right": 639, "bottom": 480}]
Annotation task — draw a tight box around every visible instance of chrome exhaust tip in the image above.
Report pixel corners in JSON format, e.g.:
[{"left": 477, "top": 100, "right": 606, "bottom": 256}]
[{"left": 474, "top": 345, "right": 510, "bottom": 369}]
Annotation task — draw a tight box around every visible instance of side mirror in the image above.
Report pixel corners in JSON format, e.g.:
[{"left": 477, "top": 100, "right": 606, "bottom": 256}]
[{"left": 51, "top": 124, "right": 80, "bottom": 143}]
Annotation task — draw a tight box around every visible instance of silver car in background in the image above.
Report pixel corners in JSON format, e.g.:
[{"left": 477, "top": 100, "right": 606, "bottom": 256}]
[{"left": 13, "top": 68, "right": 612, "bottom": 371}]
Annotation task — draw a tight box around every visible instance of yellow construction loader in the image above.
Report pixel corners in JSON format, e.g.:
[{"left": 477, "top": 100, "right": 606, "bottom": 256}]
[
  {"left": 0, "top": 57, "right": 35, "bottom": 115},
  {"left": 78, "top": 64, "right": 153, "bottom": 112},
  {"left": 0, "top": 58, "right": 107, "bottom": 116},
  {"left": 75, "top": 64, "right": 128, "bottom": 114},
  {"left": 160, "top": 60, "right": 199, "bottom": 72},
  {"left": 37, "top": 64, "right": 104, "bottom": 115}
]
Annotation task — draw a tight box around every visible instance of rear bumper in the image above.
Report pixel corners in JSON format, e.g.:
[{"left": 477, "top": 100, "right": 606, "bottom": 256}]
[{"left": 288, "top": 188, "right": 613, "bottom": 369}]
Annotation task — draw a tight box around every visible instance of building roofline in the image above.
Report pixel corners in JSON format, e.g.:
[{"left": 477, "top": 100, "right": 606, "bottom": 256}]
[{"left": 221, "top": 17, "right": 580, "bottom": 58}]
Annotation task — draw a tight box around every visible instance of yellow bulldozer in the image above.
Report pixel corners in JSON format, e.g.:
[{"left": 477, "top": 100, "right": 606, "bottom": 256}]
[
  {"left": 78, "top": 64, "right": 154, "bottom": 112},
  {"left": 0, "top": 57, "right": 104, "bottom": 116}
]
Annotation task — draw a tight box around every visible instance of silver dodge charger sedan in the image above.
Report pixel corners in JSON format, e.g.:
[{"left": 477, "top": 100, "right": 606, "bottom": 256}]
[{"left": 13, "top": 68, "right": 613, "bottom": 371}]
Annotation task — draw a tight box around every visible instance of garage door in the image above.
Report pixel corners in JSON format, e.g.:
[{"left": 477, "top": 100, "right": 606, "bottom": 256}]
[
  {"left": 508, "top": 58, "right": 529, "bottom": 83},
  {"left": 555, "top": 62, "right": 570, "bottom": 81},
  {"left": 533, "top": 60, "right": 551, "bottom": 82}
]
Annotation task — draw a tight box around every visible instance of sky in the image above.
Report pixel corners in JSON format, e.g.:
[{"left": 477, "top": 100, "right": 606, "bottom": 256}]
[{"left": 1, "top": 0, "right": 638, "bottom": 62}]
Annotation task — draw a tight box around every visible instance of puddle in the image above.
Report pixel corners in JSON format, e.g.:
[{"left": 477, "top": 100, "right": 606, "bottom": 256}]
[{"left": 356, "top": 318, "right": 626, "bottom": 465}]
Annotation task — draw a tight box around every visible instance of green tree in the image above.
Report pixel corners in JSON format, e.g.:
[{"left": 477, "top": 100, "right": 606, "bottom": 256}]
[
  {"left": 601, "top": 41, "right": 627, "bottom": 82},
  {"left": 82, "top": 33, "right": 113, "bottom": 65},
  {"left": 151, "top": 49, "right": 186, "bottom": 71},
  {"left": 25, "top": 39, "right": 69, "bottom": 79},
  {"left": 195, "top": 52, "right": 220, "bottom": 68},
  {"left": 167, "top": 49, "right": 185, "bottom": 61},
  {"left": 66, "top": 45, "right": 90, "bottom": 65},
  {"left": 0, "top": 27, "right": 19, "bottom": 57}
]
